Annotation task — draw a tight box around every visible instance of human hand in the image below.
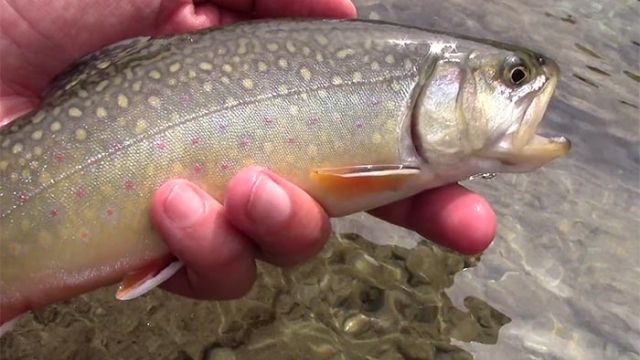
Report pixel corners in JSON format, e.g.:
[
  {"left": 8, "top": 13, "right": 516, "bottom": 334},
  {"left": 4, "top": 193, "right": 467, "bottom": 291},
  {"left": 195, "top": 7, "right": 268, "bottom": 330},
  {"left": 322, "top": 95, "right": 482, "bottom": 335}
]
[{"left": 0, "top": 0, "right": 496, "bottom": 302}]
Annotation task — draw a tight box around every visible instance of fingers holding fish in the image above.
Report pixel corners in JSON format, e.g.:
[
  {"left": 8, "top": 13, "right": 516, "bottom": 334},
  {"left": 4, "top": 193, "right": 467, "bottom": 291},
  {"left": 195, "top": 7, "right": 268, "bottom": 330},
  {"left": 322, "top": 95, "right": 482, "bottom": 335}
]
[
  {"left": 224, "top": 166, "right": 332, "bottom": 268},
  {"left": 368, "top": 185, "right": 497, "bottom": 255},
  {"left": 150, "top": 179, "right": 258, "bottom": 300}
]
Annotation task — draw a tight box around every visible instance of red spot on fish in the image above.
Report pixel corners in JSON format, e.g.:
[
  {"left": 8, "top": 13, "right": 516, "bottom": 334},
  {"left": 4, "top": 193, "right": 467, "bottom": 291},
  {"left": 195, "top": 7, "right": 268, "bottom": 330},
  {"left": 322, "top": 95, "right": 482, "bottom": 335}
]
[
  {"left": 110, "top": 143, "right": 123, "bottom": 152},
  {"left": 75, "top": 189, "right": 86, "bottom": 198},
  {"left": 17, "top": 194, "right": 28, "bottom": 203},
  {"left": 124, "top": 180, "right": 135, "bottom": 191},
  {"left": 265, "top": 117, "right": 273, "bottom": 125},
  {"left": 309, "top": 118, "right": 319, "bottom": 125},
  {"left": 88, "top": 156, "right": 100, "bottom": 165},
  {"left": 240, "top": 138, "right": 249, "bottom": 147},
  {"left": 50, "top": 209, "right": 58, "bottom": 217},
  {"left": 182, "top": 93, "right": 190, "bottom": 102},
  {"left": 356, "top": 120, "right": 364, "bottom": 129},
  {"left": 220, "top": 161, "right": 229, "bottom": 170},
  {"left": 55, "top": 153, "right": 65, "bottom": 162},
  {"left": 156, "top": 142, "right": 166, "bottom": 151},
  {"left": 79, "top": 230, "right": 89, "bottom": 240},
  {"left": 371, "top": 98, "right": 379, "bottom": 105},
  {"left": 105, "top": 208, "right": 115, "bottom": 217},
  {"left": 218, "top": 123, "right": 227, "bottom": 131},
  {"left": 191, "top": 137, "right": 200, "bottom": 146},
  {"left": 287, "top": 137, "right": 296, "bottom": 144},
  {"left": 193, "top": 164, "right": 203, "bottom": 173}
]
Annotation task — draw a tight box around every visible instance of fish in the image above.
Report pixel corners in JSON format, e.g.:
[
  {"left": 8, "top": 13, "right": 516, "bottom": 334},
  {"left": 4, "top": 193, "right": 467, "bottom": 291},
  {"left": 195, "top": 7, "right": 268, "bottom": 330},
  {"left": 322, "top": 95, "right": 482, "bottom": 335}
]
[{"left": 0, "top": 18, "right": 570, "bottom": 329}]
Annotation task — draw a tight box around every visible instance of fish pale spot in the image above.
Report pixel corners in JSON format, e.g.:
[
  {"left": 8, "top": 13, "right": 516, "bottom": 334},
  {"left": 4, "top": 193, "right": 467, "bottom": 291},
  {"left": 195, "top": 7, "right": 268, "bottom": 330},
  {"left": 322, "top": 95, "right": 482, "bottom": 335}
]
[
  {"left": 300, "top": 93, "right": 309, "bottom": 101},
  {"left": 75, "top": 128, "right": 87, "bottom": 141},
  {"left": 267, "top": 43, "right": 279, "bottom": 52},
  {"left": 286, "top": 41, "right": 296, "bottom": 53},
  {"left": 318, "top": 89, "right": 329, "bottom": 98},
  {"left": 221, "top": 76, "right": 231, "bottom": 84},
  {"left": 386, "top": 101, "right": 396, "bottom": 110},
  {"left": 0, "top": 160, "right": 7, "bottom": 170},
  {"left": 148, "top": 96, "right": 161, "bottom": 107},
  {"left": 238, "top": 44, "right": 248, "bottom": 55},
  {"left": 332, "top": 76, "right": 344, "bottom": 85},
  {"left": 385, "top": 120, "right": 396, "bottom": 131},
  {"left": 404, "top": 58, "right": 413, "bottom": 70},
  {"left": 231, "top": 56, "right": 241, "bottom": 63},
  {"left": 307, "top": 144, "right": 318, "bottom": 156},
  {"left": 226, "top": 97, "right": 237, "bottom": 106},
  {"left": 10, "top": 172, "right": 19, "bottom": 181},
  {"left": 124, "top": 69, "right": 134, "bottom": 80},
  {"left": 289, "top": 105, "right": 299, "bottom": 115},
  {"left": 117, "top": 117, "right": 127, "bottom": 126},
  {"left": 132, "top": 81, "right": 142, "bottom": 92},
  {"left": 300, "top": 67, "right": 312, "bottom": 81},
  {"left": 135, "top": 120, "right": 148, "bottom": 134},
  {"left": 12, "top": 143, "right": 23, "bottom": 154},
  {"left": 242, "top": 78, "right": 255, "bottom": 90},
  {"left": 68, "top": 107, "right": 83, "bottom": 117},
  {"left": 78, "top": 89, "right": 89, "bottom": 98},
  {"left": 391, "top": 81, "right": 401, "bottom": 92},
  {"left": 369, "top": 11, "right": 381, "bottom": 20},
  {"left": 315, "top": 35, "right": 329, "bottom": 45},
  {"left": 52, "top": 106, "right": 62, "bottom": 116},
  {"left": 199, "top": 62, "right": 213, "bottom": 71},
  {"left": 302, "top": 47, "right": 311, "bottom": 56},
  {"left": 172, "top": 162, "right": 185, "bottom": 173},
  {"left": 372, "top": 133, "right": 382, "bottom": 144},
  {"left": 169, "top": 63, "right": 182, "bottom": 72},
  {"left": 258, "top": 62, "right": 268, "bottom": 71},
  {"left": 31, "top": 130, "right": 44, "bottom": 140},
  {"left": 96, "top": 60, "right": 111, "bottom": 69},
  {"left": 29, "top": 160, "right": 40, "bottom": 170},
  {"left": 117, "top": 94, "right": 129, "bottom": 108},
  {"left": 1, "top": 138, "right": 10, "bottom": 148},
  {"left": 222, "top": 64, "right": 233, "bottom": 73},
  {"left": 38, "top": 232, "right": 53, "bottom": 247},
  {"left": 31, "top": 110, "right": 46, "bottom": 124},
  {"left": 203, "top": 81, "right": 213, "bottom": 91},
  {"left": 84, "top": 99, "right": 93, "bottom": 107},
  {"left": 278, "top": 58, "right": 288, "bottom": 68},
  {"left": 188, "top": 70, "right": 197, "bottom": 79},
  {"left": 352, "top": 72, "right": 363, "bottom": 82},
  {"left": 18, "top": 158, "right": 26, "bottom": 166},
  {"left": 95, "top": 80, "right": 109, "bottom": 92},
  {"left": 336, "top": 49, "right": 354, "bottom": 59},
  {"left": 278, "top": 85, "right": 289, "bottom": 94},
  {"left": 315, "top": 51, "right": 324, "bottom": 62},
  {"left": 263, "top": 142, "right": 274, "bottom": 154},
  {"left": 371, "top": 61, "right": 380, "bottom": 70},
  {"left": 364, "top": 39, "right": 373, "bottom": 50},
  {"left": 216, "top": 46, "right": 227, "bottom": 55},
  {"left": 34, "top": 146, "right": 43, "bottom": 156},
  {"left": 385, "top": 55, "right": 395, "bottom": 64},
  {"left": 168, "top": 78, "right": 177, "bottom": 86},
  {"left": 39, "top": 171, "right": 51, "bottom": 183},
  {"left": 149, "top": 70, "right": 162, "bottom": 79},
  {"left": 50, "top": 121, "right": 62, "bottom": 132}
]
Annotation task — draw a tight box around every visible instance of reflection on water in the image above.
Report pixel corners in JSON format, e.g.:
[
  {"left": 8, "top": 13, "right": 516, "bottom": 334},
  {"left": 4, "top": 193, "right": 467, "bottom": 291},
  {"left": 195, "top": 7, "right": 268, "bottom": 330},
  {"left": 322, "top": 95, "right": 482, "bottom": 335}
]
[{"left": 1, "top": 1, "right": 638, "bottom": 359}]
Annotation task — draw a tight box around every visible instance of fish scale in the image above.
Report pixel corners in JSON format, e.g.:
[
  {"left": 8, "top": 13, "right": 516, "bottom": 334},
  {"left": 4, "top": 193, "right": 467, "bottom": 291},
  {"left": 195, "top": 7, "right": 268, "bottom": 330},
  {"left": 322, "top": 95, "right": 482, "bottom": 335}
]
[{"left": 0, "top": 19, "right": 569, "bottom": 325}]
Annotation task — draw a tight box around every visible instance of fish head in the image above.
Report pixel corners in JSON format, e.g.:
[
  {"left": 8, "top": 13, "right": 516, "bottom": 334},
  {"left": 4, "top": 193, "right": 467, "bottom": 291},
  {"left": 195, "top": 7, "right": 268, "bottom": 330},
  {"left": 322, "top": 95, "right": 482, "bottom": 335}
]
[{"left": 413, "top": 45, "right": 570, "bottom": 174}]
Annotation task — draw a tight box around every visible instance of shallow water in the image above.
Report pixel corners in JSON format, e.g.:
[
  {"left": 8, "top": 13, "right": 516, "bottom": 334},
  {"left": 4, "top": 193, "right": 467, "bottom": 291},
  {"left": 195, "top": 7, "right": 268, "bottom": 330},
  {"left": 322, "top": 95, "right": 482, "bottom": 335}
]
[{"left": 1, "top": 1, "right": 638, "bottom": 359}]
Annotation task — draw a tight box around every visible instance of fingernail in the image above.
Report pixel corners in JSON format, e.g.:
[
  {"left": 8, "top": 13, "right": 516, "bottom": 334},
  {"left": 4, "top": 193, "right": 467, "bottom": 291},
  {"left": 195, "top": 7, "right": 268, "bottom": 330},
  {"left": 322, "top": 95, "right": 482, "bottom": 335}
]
[
  {"left": 247, "top": 174, "right": 291, "bottom": 226},
  {"left": 164, "top": 182, "right": 204, "bottom": 227}
]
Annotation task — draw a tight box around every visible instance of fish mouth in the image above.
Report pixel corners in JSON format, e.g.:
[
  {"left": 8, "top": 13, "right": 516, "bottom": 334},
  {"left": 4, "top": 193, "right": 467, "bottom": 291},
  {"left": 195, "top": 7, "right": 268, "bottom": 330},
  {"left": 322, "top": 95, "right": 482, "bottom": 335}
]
[{"left": 483, "top": 65, "right": 571, "bottom": 167}]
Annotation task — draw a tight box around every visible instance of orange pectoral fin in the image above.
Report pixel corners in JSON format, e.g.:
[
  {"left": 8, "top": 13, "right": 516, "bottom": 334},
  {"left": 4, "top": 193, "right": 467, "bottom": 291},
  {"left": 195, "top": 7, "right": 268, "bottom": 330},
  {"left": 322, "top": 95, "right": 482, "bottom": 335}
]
[
  {"left": 310, "top": 165, "right": 420, "bottom": 197},
  {"left": 115, "top": 258, "right": 184, "bottom": 301}
]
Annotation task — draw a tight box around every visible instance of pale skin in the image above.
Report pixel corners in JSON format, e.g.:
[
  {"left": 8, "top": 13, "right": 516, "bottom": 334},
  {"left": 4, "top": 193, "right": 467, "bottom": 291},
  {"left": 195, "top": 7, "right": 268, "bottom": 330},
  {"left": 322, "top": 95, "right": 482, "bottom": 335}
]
[{"left": 0, "top": 0, "right": 497, "bottom": 302}]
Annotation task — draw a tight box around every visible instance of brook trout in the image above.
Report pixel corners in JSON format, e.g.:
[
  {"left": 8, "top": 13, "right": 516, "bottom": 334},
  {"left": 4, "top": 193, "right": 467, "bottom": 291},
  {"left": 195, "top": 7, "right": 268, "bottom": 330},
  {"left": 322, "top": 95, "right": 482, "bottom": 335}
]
[{"left": 0, "top": 19, "right": 570, "bottom": 327}]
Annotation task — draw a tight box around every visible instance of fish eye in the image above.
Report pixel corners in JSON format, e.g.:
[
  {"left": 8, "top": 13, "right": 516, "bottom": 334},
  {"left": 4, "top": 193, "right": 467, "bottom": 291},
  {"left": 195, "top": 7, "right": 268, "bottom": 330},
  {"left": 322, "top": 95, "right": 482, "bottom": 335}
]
[{"left": 510, "top": 66, "right": 528, "bottom": 85}]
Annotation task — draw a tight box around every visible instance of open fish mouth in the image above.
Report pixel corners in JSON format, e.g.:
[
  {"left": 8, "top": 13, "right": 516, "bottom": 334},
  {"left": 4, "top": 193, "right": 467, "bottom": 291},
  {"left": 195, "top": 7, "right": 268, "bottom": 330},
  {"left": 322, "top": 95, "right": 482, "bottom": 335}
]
[{"left": 483, "top": 69, "right": 571, "bottom": 166}]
